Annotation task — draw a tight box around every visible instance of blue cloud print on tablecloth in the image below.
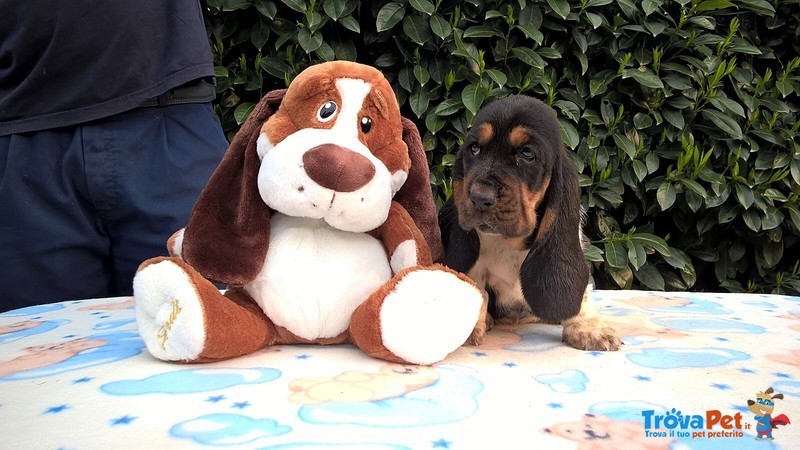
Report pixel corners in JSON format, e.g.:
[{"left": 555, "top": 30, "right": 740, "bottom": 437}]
[
  {"left": 771, "top": 380, "right": 800, "bottom": 398},
  {"left": 589, "top": 400, "right": 666, "bottom": 422},
  {"left": 101, "top": 367, "right": 282, "bottom": 395},
  {"left": 627, "top": 348, "right": 749, "bottom": 369},
  {"left": 0, "top": 303, "right": 65, "bottom": 317},
  {"left": 504, "top": 327, "right": 564, "bottom": 353},
  {"left": 0, "top": 319, "right": 68, "bottom": 345},
  {"left": 0, "top": 331, "right": 144, "bottom": 381},
  {"left": 170, "top": 413, "right": 290, "bottom": 445},
  {"left": 535, "top": 369, "right": 588, "bottom": 393},
  {"left": 93, "top": 318, "right": 137, "bottom": 331},
  {"left": 651, "top": 318, "right": 765, "bottom": 334},
  {"left": 262, "top": 443, "right": 412, "bottom": 449},
  {"left": 641, "top": 297, "right": 731, "bottom": 315},
  {"left": 298, "top": 365, "right": 482, "bottom": 427}
]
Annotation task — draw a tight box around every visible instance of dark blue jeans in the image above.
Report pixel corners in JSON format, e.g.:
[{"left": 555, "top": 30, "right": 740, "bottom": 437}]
[{"left": 0, "top": 103, "right": 228, "bottom": 311}]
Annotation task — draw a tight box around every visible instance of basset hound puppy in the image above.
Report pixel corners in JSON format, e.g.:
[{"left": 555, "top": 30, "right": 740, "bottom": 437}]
[{"left": 439, "top": 95, "right": 622, "bottom": 351}]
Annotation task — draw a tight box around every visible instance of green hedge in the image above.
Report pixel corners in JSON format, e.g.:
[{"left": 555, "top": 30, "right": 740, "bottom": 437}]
[{"left": 203, "top": 0, "right": 800, "bottom": 295}]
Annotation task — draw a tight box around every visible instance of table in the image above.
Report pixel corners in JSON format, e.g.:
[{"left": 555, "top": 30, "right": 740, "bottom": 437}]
[{"left": 1, "top": 290, "right": 798, "bottom": 449}]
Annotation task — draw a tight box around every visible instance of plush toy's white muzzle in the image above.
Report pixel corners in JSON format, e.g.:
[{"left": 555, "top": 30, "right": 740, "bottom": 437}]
[{"left": 256, "top": 128, "right": 395, "bottom": 232}]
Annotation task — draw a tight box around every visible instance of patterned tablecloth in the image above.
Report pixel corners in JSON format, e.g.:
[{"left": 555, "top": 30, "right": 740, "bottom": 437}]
[{"left": 1, "top": 290, "right": 798, "bottom": 449}]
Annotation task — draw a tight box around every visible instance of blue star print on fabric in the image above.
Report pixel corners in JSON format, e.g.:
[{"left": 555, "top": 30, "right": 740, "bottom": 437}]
[
  {"left": 232, "top": 401, "right": 251, "bottom": 409},
  {"left": 432, "top": 438, "right": 451, "bottom": 448},
  {"left": 295, "top": 354, "right": 311, "bottom": 360},
  {"left": 634, "top": 375, "right": 652, "bottom": 381},
  {"left": 110, "top": 415, "right": 137, "bottom": 425},
  {"left": 773, "top": 372, "right": 791, "bottom": 378},
  {"left": 207, "top": 395, "right": 226, "bottom": 403},
  {"left": 547, "top": 403, "right": 563, "bottom": 409},
  {"left": 503, "top": 362, "right": 517, "bottom": 368},
  {"left": 473, "top": 351, "right": 487, "bottom": 357},
  {"left": 44, "top": 405, "right": 70, "bottom": 414},
  {"left": 710, "top": 383, "right": 731, "bottom": 390},
  {"left": 739, "top": 368, "right": 756, "bottom": 374},
  {"left": 73, "top": 377, "right": 93, "bottom": 384},
  {"left": 588, "top": 351, "right": 603, "bottom": 357}
]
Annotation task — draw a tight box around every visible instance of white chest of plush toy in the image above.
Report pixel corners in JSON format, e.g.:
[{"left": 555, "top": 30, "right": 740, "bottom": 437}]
[{"left": 245, "top": 213, "right": 391, "bottom": 340}]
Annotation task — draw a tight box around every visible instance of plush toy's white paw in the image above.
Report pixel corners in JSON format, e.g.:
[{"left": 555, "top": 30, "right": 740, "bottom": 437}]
[
  {"left": 379, "top": 269, "right": 482, "bottom": 365},
  {"left": 133, "top": 259, "right": 207, "bottom": 361}
]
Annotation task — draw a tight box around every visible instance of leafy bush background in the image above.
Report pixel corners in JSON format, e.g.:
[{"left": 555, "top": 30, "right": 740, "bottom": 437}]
[{"left": 203, "top": 0, "right": 800, "bottom": 295}]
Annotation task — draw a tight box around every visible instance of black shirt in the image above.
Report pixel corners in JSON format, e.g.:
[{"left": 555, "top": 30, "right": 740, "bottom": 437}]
[{"left": 0, "top": 0, "right": 215, "bottom": 135}]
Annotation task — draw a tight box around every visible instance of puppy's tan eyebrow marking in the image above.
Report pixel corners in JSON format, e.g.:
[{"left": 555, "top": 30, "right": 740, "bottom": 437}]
[
  {"left": 509, "top": 125, "right": 530, "bottom": 147},
  {"left": 475, "top": 123, "right": 494, "bottom": 145}
]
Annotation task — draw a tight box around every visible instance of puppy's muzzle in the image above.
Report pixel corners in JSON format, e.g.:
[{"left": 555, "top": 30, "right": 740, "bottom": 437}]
[
  {"left": 468, "top": 182, "right": 499, "bottom": 212},
  {"left": 303, "top": 144, "right": 376, "bottom": 192}
]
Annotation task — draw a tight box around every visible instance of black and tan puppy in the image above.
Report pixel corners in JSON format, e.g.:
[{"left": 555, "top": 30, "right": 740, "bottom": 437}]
[{"left": 439, "top": 95, "right": 622, "bottom": 351}]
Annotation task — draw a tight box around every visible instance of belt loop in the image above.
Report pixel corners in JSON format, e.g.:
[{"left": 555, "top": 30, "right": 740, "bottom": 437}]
[{"left": 156, "top": 91, "right": 170, "bottom": 107}]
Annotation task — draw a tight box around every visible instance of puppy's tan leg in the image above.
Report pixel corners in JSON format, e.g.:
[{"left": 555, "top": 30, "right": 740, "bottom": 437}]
[
  {"left": 561, "top": 287, "right": 622, "bottom": 351},
  {"left": 468, "top": 288, "right": 493, "bottom": 346}
]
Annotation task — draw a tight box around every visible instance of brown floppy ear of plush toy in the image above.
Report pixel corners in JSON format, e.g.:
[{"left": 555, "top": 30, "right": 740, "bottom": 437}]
[
  {"left": 396, "top": 118, "right": 444, "bottom": 263},
  {"left": 181, "top": 87, "right": 443, "bottom": 286},
  {"left": 181, "top": 90, "right": 284, "bottom": 285}
]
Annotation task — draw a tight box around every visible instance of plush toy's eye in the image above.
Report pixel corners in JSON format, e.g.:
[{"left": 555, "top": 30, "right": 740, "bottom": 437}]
[
  {"left": 360, "top": 116, "right": 372, "bottom": 133},
  {"left": 317, "top": 101, "right": 337, "bottom": 122},
  {"left": 470, "top": 144, "right": 480, "bottom": 155}
]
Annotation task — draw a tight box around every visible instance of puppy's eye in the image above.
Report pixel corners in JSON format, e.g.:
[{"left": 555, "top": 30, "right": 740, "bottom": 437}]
[
  {"left": 317, "top": 101, "right": 337, "bottom": 122},
  {"left": 519, "top": 148, "right": 534, "bottom": 160},
  {"left": 470, "top": 144, "right": 480, "bottom": 156},
  {"left": 360, "top": 116, "right": 372, "bottom": 133}
]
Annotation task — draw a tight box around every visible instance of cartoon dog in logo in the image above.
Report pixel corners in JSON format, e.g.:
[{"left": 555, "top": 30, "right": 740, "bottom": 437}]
[{"left": 747, "top": 387, "right": 791, "bottom": 440}]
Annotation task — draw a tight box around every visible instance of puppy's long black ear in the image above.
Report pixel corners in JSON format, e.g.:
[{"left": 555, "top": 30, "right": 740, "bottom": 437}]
[
  {"left": 438, "top": 197, "right": 479, "bottom": 273},
  {"left": 521, "top": 150, "right": 588, "bottom": 323}
]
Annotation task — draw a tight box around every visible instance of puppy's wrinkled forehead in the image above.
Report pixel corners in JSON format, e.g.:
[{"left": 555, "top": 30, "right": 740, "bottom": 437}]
[{"left": 472, "top": 122, "right": 531, "bottom": 149}]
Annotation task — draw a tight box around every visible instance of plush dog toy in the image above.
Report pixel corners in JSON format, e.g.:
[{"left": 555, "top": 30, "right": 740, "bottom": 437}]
[{"left": 133, "top": 61, "right": 482, "bottom": 365}]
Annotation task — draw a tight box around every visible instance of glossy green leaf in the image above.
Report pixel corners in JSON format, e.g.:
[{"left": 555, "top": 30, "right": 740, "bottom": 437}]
[
  {"left": 657, "top": 182, "right": 676, "bottom": 210},
  {"left": 461, "top": 84, "right": 487, "bottom": 115},
  {"left": 376, "top": 2, "right": 405, "bottom": 32},
  {"left": 323, "top": 0, "right": 356, "bottom": 19},
  {"left": 631, "top": 233, "right": 671, "bottom": 256},
  {"left": 403, "top": 16, "right": 432, "bottom": 45},
  {"left": 702, "top": 110, "right": 743, "bottom": 140},
  {"left": 546, "top": 0, "right": 570, "bottom": 19},
  {"left": 409, "top": 0, "right": 435, "bottom": 15},
  {"left": 634, "top": 262, "right": 666, "bottom": 290},
  {"left": 604, "top": 242, "right": 628, "bottom": 268},
  {"left": 281, "top": 0, "right": 306, "bottom": 13},
  {"left": 435, "top": 98, "right": 463, "bottom": 116},
  {"left": 410, "top": 86, "right": 430, "bottom": 118},
  {"left": 234, "top": 102, "right": 255, "bottom": 125},
  {"left": 430, "top": 15, "right": 452, "bottom": 39}
]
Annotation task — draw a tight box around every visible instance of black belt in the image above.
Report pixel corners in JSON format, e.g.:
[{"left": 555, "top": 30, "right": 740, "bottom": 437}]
[{"left": 139, "top": 78, "right": 217, "bottom": 108}]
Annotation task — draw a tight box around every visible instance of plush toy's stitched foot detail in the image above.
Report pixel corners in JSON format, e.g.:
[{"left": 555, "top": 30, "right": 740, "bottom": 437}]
[
  {"left": 561, "top": 317, "right": 623, "bottom": 351},
  {"left": 134, "top": 257, "right": 207, "bottom": 361},
  {"left": 379, "top": 266, "right": 482, "bottom": 365}
]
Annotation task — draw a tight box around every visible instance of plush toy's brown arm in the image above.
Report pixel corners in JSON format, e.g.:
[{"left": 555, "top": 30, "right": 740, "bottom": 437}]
[{"left": 369, "top": 201, "right": 432, "bottom": 273}]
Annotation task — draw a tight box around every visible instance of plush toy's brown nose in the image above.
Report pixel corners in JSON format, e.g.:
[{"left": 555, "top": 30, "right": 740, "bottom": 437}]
[{"left": 302, "top": 144, "right": 375, "bottom": 192}]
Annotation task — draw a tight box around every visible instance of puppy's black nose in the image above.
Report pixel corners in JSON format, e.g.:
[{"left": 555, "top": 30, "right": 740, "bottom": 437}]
[{"left": 469, "top": 185, "right": 497, "bottom": 211}]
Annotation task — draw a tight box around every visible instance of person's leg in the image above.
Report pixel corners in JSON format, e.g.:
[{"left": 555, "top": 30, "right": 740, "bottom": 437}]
[
  {"left": 0, "top": 131, "right": 113, "bottom": 311},
  {"left": 83, "top": 103, "right": 228, "bottom": 297}
]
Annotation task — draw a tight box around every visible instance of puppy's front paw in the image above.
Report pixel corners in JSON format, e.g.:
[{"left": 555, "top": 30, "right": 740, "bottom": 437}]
[
  {"left": 469, "top": 313, "right": 493, "bottom": 346},
  {"left": 562, "top": 320, "right": 623, "bottom": 351}
]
